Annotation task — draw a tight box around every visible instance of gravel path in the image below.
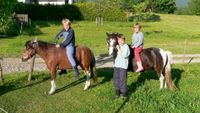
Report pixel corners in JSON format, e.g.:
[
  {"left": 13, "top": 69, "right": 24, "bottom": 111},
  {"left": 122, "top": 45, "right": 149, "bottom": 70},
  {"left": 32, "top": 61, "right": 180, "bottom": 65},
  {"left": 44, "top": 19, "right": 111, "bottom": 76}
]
[{"left": 1, "top": 54, "right": 200, "bottom": 74}]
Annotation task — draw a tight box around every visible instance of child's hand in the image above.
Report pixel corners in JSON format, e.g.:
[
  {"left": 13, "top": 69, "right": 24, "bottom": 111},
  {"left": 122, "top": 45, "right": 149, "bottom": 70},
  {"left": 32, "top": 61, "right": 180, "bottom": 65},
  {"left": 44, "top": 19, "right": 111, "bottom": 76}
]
[
  {"left": 116, "top": 45, "right": 120, "bottom": 50},
  {"left": 56, "top": 44, "right": 60, "bottom": 48},
  {"left": 131, "top": 46, "right": 135, "bottom": 48}
]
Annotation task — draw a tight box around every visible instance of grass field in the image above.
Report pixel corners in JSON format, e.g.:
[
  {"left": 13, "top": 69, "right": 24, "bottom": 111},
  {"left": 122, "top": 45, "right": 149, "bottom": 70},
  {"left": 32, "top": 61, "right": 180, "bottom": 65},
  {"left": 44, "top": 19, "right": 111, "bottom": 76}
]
[
  {"left": 0, "top": 14, "right": 200, "bottom": 57},
  {"left": 0, "top": 63, "right": 200, "bottom": 113}
]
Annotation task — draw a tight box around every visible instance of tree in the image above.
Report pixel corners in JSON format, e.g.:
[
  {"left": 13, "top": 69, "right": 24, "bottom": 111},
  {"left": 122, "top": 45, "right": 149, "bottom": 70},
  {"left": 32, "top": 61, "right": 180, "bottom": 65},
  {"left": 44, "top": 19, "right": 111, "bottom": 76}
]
[
  {"left": 188, "top": 0, "right": 200, "bottom": 15},
  {"left": 133, "top": 1, "right": 149, "bottom": 21},
  {"left": 152, "top": 0, "right": 176, "bottom": 13}
]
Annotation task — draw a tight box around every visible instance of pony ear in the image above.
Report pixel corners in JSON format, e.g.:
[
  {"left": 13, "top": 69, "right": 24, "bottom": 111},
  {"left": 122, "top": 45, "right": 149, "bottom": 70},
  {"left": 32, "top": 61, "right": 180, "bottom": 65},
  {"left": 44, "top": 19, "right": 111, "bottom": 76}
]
[
  {"left": 106, "top": 32, "right": 110, "bottom": 36},
  {"left": 34, "top": 37, "right": 38, "bottom": 43}
]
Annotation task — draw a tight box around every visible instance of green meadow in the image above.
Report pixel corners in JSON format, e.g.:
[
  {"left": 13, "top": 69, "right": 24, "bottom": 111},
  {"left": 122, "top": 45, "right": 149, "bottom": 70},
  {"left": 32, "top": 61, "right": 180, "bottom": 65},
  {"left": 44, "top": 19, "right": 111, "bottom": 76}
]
[
  {"left": 0, "top": 63, "right": 200, "bottom": 113},
  {"left": 0, "top": 14, "right": 200, "bottom": 113},
  {"left": 0, "top": 14, "right": 200, "bottom": 57}
]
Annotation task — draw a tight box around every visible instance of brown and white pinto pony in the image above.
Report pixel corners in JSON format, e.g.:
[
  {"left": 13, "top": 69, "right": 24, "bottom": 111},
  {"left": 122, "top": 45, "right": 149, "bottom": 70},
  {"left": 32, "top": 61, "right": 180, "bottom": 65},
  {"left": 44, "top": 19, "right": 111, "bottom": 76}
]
[
  {"left": 22, "top": 39, "right": 97, "bottom": 95},
  {"left": 106, "top": 32, "right": 177, "bottom": 90}
]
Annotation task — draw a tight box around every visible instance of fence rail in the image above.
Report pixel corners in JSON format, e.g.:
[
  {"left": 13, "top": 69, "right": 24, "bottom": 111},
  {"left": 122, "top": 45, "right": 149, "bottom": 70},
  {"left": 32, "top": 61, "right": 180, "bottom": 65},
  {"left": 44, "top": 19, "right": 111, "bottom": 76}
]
[{"left": 0, "top": 54, "right": 200, "bottom": 76}]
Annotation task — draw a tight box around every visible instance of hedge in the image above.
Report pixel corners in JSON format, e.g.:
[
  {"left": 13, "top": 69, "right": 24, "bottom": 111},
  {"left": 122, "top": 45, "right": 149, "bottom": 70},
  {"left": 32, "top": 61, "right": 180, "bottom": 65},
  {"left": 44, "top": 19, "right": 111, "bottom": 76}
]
[
  {"left": 14, "top": 2, "right": 126, "bottom": 21},
  {"left": 76, "top": 2, "right": 126, "bottom": 21},
  {"left": 14, "top": 3, "right": 83, "bottom": 21}
]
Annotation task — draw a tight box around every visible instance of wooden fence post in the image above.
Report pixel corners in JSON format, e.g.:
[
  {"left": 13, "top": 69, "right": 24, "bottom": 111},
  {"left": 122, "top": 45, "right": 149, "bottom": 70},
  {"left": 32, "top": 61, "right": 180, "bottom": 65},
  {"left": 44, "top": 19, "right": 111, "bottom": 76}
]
[
  {"left": 28, "top": 55, "right": 36, "bottom": 81},
  {"left": 0, "top": 57, "right": 3, "bottom": 81}
]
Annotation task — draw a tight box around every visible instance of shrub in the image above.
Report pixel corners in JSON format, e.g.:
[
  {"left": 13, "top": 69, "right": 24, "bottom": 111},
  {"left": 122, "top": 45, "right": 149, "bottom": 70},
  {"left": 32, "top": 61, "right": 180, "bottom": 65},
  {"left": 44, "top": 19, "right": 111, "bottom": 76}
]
[
  {"left": 188, "top": 0, "right": 200, "bottom": 15},
  {"left": 14, "top": 3, "right": 83, "bottom": 21},
  {"left": 76, "top": 2, "right": 126, "bottom": 21},
  {"left": 14, "top": 2, "right": 126, "bottom": 22},
  {"left": 152, "top": 0, "right": 176, "bottom": 14},
  {"left": 0, "top": 0, "right": 20, "bottom": 37}
]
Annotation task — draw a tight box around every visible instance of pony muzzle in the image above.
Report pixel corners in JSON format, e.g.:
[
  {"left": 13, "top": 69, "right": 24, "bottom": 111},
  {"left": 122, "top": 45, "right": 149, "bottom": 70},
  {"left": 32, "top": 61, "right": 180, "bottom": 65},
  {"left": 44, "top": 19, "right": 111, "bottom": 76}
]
[{"left": 21, "top": 57, "right": 28, "bottom": 62}]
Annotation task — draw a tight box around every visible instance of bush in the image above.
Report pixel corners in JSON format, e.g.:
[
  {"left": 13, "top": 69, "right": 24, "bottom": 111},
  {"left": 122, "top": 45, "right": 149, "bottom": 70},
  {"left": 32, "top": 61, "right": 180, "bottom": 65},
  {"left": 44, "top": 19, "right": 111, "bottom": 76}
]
[
  {"left": 188, "top": 0, "right": 200, "bottom": 15},
  {"left": 0, "top": 0, "right": 20, "bottom": 37},
  {"left": 75, "top": 2, "right": 97, "bottom": 21},
  {"left": 76, "top": 2, "right": 126, "bottom": 21},
  {"left": 152, "top": 0, "right": 176, "bottom": 14},
  {"left": 129, "top": 13, "right": 160, "bottom": 22},
  {"left": 14, "top": 3, "right": 83, "bottom": 21},
  {"left": 14, "top": 2, "right": 126, "bottom": 22}
]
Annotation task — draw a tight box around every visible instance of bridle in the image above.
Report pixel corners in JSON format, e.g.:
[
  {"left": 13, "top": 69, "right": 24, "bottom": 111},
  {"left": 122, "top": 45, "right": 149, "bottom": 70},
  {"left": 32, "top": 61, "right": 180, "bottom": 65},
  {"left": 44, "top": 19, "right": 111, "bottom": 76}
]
[{"left": 107, "top": 37, "right": 118, "bottom": 55}]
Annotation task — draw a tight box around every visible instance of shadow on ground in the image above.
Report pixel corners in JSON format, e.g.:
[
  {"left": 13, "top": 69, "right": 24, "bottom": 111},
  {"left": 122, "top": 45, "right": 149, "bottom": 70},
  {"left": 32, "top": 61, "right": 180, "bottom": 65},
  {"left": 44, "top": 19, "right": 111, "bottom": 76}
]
[
  {"left": 55, "top": 76, "right": 86, "bottom": 94},
  {"left": 0, "top": 73, "right": 50, "bottom": 96},
  {"left": 114, "top": 68, "right": 184, "bottom": 113}
]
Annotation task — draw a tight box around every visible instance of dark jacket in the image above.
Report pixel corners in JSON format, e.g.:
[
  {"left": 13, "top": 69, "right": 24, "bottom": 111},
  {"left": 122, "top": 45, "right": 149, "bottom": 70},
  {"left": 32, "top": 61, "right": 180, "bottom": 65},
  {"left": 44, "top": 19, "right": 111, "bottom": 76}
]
[{"left": 54, "top": 27, "right": 75, "bottom": 48}]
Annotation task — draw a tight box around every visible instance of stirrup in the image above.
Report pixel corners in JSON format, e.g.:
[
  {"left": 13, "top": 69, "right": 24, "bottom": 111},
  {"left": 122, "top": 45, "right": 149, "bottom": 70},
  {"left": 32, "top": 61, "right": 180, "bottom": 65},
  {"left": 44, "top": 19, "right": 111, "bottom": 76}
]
[
  {"left": 73, "top": 72, "right": 80, "bottom": 79},
  {"left": 59, "top": 70, "right": 67, "bottom": 75}
]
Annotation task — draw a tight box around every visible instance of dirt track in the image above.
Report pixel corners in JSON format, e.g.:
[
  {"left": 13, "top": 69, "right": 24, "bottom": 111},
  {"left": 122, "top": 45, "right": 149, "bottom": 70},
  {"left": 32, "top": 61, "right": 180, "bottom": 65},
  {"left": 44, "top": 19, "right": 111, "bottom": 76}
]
[{"left": 1, "top": 54, "right": 200, "bottom": 74}]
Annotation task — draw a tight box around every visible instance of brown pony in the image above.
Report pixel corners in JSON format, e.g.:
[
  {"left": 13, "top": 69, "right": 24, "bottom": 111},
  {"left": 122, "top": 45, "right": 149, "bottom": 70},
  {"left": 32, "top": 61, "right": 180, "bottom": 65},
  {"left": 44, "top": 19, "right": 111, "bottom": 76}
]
[
  {"left": 106, "top": 32, "right": 177, "bottom": 90},
  {"left": 22, "top": 39, "right": 97, "bottom": 95}
]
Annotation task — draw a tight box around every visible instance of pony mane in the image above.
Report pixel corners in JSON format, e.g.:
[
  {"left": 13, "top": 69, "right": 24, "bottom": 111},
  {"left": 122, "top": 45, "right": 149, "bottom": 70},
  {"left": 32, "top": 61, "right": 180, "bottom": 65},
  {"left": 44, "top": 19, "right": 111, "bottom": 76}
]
[
  {"left": 37, "top": 40, "right": 55, "bottom": 50},
  {"left": 25, "top": 40, "right": 31, "bottom": 47},
  {"left": 25, "top": 40, "right": 56, "bottom": 50},
  {"left": 107, "top": 32, "right": 123, "bottom": 39}
]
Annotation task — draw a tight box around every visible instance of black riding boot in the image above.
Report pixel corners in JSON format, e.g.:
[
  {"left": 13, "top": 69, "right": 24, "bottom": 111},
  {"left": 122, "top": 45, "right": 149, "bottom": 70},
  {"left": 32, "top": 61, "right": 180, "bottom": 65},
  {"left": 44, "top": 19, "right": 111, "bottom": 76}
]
[
  {"left": 114, "top": 90, "right": 120, "bottom": 99},
  {"left": 122, "top": 91, "right": 128, "bottom": 100},
  {"left": 59, "top": 69, "right": 67, "bottom": 75},
  {"left": 73, "top": 66, "right": 80, "bottom": 78}
]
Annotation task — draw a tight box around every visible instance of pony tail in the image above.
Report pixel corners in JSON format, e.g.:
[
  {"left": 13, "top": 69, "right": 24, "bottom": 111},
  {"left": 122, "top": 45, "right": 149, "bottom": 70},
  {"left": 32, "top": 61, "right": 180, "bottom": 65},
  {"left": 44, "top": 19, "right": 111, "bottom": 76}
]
[
  {"left": 90, "top": 52, "right": 98, "bottom": 83},
  {"left": 166, "top": 51, "right": 172, "bottom": 64},
  {"left": 165, "top": 51, "right": 177, "bottom": 90}
]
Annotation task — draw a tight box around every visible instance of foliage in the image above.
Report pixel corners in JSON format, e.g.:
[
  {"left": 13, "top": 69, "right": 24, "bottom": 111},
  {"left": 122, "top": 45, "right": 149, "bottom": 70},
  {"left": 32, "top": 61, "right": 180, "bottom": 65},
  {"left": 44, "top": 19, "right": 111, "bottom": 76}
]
[
  {"left": 119, "top": 0, "right": 176, "bottom": 14},
  {"left": 14, "top": 3, "right": 83, "bottom": 21},
  {"left": 0, "top": 0, "right": 19, "bottom": 37},
  {"left": 152, "top": 0, "right": 176, "bottom": 13},
  {"left": 133, "top": 1, "right": 150, "bottom": 21},
  {"left": 14, "top": 2, "right": 126, "bottom": 22},
  {"left": 175, "top": 0, "right": 200, "bottom": 16},
  {"left": 188, "top": 0, "right": 200, "bottom": 15},
  {"left": 76, "top": 1, "right": 126, "bottom": 21},
  {"left": 119, "top": 0, "right": 134, "bottom": 12},
  {"left": 74, "top": 2, "right": 97, "bottom": 21}
]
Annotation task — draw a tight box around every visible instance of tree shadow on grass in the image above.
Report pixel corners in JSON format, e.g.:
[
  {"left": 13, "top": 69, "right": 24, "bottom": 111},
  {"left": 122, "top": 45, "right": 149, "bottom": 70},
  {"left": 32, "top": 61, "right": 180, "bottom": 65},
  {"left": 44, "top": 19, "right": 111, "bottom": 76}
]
[
  {"left": 55, "top": 76, "right": 86, "bottom": 94},
  {"left": 144, "top": 30, "right": 163, "bottom": 36},
  {"left": 96, "top": 67, "right": 113, "bottom": 85},
  {"left": 128, "top": 68, "right": 184, "bottom": 95},
  {"left": 114, "top": 68, "right": 184, "bottom": 113},
  {"left": 0, "top": 73, "right": 50, "bottom": 96}
]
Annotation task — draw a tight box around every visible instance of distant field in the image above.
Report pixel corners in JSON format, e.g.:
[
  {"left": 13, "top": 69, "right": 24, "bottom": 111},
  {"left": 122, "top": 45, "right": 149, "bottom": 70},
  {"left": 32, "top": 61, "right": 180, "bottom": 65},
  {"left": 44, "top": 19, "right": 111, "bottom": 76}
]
[
  {"left": 0, "top": 63, "right": 200, "bottom": 113},
  {"left": 0, "top": 14, "right": 200, "bottom": 57}
]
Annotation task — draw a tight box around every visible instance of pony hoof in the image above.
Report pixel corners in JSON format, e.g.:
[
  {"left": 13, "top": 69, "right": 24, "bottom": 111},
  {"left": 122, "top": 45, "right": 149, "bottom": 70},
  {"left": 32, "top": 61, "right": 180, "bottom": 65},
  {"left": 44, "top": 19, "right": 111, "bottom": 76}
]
[
  {"left": 84, "top": 87, "right": 89, "bottom": 91},
  {"left": 48, "top": 90, "right": 55, "bottom": 95}
]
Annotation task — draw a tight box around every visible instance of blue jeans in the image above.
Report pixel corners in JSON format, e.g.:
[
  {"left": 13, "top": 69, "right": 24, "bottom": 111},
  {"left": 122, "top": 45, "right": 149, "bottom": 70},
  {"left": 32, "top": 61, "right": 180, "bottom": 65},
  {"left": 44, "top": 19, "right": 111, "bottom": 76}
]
[{"left": 66, "top": 46, "right": 76, "bottom": 67}]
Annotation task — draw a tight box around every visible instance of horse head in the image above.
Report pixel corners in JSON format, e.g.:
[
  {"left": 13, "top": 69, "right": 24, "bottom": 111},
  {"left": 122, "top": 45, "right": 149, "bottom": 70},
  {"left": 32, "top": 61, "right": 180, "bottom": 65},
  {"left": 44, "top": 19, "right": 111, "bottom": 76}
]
[
  {"left": 22, "top": 39, "right": 38, "bottom": 62},
  {"left": 106, "top": 32, "right": 122, "bottom": 55}
]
